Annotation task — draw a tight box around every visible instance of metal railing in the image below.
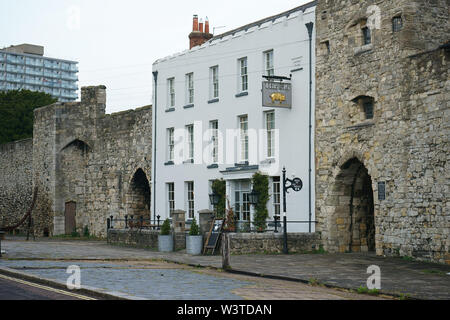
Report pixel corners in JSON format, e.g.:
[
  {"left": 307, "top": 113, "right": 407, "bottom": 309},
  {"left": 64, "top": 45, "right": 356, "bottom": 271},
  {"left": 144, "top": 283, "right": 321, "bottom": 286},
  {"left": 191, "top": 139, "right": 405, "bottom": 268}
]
[
  {"left": 232, "top": 217, "right": 318, "bottom": 233},
  {"left": 107, "top": 215, "right": 162, "bottom": 231}
]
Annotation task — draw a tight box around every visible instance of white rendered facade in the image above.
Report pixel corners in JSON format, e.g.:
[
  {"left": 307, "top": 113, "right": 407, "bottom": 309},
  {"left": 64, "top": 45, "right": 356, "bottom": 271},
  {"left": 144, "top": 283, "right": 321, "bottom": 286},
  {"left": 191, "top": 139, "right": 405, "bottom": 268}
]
[{"left": 152, "top": 3, "right": 316, "bottom": 232}]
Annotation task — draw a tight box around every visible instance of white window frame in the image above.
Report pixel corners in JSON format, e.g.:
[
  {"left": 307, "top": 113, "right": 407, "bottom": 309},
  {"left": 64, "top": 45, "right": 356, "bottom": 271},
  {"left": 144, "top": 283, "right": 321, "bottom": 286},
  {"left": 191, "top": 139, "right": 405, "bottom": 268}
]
[
  {"left": 272, "top": 177, "right": 281, "bottom": 217},
  {"left": 186, "top": 73, "right": 194, "bottom": 105},
  {"left": 238, "top": 57, "right": 248, "bottom": 93},
  {"left": 186, "top": 181, "right": 195, "bottom": 219},
  {"left": 167, "top": 78, "right": 175, "bottom": 108},
  {"left": 210, "top": 120, "right": 219, "bottom": 164},
  {"left": 167, "top": 183, "right": 175, "bottom": 215},
  {"left": 264, "top": 50, "right": 274, "bottom": 77},
  {"left": 239, "top": 115, "right": 249, "bottom": 162},
  {"left": 186, "top": 124, "right": 194, "bottom": 162},
  {"left": 265, "top": 111, "right": 275, "bottom": 158},
  {"left": 167, "top": 128, "right": 174, "bottom": 161},
  {"left": 210, "top": 66, "right": 219, "bottom": 99}
]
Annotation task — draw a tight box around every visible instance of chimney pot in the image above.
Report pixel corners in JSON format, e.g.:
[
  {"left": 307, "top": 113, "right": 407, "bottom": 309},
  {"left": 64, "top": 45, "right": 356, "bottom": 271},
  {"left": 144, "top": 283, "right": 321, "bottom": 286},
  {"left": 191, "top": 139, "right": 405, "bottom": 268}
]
[
  {"left": 193, "top": 14, "right": 199, "bottom": 32},
  {"left": 199, "top": 18, "right": 204, "bottom": 33}
]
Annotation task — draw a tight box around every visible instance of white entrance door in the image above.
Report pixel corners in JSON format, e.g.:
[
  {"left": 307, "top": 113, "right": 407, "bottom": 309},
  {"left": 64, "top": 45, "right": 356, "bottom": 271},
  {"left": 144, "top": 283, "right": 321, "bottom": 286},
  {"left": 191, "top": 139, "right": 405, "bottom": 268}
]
[{"left": 234, "top": 180, "right": 251, "bottom": 221}]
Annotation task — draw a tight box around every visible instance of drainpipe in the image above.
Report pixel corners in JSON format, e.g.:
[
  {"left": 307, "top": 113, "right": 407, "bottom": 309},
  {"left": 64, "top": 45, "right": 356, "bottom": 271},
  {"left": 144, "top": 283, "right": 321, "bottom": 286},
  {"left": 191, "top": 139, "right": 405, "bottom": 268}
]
[
  {"left": 305, "top": 22, "right": 314, "bottom": 233},
  {"left": 152, "top": 71, "right": 158, "bottom": 222}
]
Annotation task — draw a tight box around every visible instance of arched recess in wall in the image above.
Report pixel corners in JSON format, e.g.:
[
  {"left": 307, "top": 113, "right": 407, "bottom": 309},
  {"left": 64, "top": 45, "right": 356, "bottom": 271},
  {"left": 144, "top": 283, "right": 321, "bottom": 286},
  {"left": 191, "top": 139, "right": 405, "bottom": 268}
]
[
  {"left": 126, "top": 169, "right": 151, "bottom": 219},
  {"left": 56, "top": 139, "right": 91, "bottom": 235},
  {"left": 326, "top": 157, "right": 376, "bottom": 253}
]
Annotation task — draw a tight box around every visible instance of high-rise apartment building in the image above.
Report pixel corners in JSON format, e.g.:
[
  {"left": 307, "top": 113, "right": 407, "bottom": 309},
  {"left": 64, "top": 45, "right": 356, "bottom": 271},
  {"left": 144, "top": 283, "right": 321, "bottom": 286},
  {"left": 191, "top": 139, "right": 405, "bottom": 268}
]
[{"left": 0, "top": 44, "right": 78, "bottom": 102}]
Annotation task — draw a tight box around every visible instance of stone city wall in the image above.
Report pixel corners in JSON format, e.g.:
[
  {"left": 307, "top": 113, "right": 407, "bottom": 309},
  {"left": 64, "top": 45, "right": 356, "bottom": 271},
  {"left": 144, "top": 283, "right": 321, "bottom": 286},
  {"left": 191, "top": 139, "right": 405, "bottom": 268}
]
[
  {"left": 315, "top": 0, "right": 449, "bottom": 263},
  {"left": 33, "top": 86, "right": 152, "bottom": 237},
  {"left": 0, "top": 139, "right": 33, "bottom": 232}
]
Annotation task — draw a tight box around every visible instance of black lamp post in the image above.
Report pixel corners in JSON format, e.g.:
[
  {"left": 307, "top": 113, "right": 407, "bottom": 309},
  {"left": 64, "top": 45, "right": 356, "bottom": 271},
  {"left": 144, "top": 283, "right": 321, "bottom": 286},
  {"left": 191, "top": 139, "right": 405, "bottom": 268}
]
[
  {"left": 248, "top": 189, "right": 260, "bottom": 206},
  {"left": 209, "top": 191, "right": 220, "bottom": 217}
]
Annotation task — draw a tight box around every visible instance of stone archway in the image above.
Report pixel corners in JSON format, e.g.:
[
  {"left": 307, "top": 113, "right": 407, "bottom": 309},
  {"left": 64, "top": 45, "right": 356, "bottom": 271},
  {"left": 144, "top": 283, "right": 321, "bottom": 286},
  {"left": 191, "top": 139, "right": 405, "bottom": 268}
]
[
  {"left": 126, "top": 169, "right": 151, "bottom": 219},
  {"left": 327, "top": 158, "right": 375, "bottom": 253}
]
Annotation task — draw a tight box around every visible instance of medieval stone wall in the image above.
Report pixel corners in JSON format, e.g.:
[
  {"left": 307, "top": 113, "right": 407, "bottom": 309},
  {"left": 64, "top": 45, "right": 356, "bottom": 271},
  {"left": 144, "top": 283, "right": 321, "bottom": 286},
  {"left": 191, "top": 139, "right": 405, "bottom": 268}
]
[
  {"left": 33, "top": 86, "right": 152, "bottom": 237},
  {"left": 315, "top": 0, "right": 449, "bottom": 263},
  {"left": 0, "top": 139, "right": 33, "bottom": 231}
]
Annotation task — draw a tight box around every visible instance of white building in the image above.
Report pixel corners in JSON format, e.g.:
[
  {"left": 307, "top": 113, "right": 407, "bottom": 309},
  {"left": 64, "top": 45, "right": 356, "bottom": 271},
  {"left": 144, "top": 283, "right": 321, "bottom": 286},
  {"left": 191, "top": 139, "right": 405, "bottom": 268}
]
[{"left": 152, "top": 2, "right": 316, "bottom": 232}]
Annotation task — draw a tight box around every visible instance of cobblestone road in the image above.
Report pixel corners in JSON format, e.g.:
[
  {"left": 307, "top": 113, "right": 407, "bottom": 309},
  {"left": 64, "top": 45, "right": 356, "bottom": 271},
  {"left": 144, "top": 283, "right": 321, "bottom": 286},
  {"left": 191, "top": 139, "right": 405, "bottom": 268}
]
[{"left": 2, "top": 237, "right": 448, "bottom": 299}]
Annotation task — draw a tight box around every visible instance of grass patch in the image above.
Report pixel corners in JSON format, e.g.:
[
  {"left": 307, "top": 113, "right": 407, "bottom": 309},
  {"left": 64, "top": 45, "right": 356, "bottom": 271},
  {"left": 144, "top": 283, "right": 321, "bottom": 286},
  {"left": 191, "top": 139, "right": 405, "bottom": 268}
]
[
  {"left": 401, "top": 256, "right": 415, "bottom": 261},
  {"left": 357, "top": 286, "right": 380, "bottom": 296},
  {"left": 398, "top": 293, "right": 412, "bottom": 300},
  {"left": 422, "top": 269, "right": 446, "bottom": 275},
  {"left": 308, "top": 278, "right": 321, "bottom": 286}
]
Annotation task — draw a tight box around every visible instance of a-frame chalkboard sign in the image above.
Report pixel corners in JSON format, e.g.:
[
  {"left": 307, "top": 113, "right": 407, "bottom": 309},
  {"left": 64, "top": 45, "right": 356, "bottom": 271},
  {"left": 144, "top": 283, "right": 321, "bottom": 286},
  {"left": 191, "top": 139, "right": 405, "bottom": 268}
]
[{"left": 203, "top": 218, "right": 225, "bottom": 255}]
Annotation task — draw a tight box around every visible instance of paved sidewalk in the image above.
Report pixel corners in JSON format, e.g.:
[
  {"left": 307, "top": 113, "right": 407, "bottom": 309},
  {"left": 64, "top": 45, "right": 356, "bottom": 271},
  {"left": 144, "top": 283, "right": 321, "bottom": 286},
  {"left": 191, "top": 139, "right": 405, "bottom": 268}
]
[{"left": 1, "top": 237, "right": 449, "bottom": 299}]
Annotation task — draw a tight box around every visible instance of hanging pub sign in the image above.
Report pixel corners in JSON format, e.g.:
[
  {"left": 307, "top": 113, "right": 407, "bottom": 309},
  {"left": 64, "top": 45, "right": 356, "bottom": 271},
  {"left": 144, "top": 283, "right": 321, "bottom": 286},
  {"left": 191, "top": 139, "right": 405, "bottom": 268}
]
[{"left": 262, "top": 81, "right": 292, "bottom": 109}]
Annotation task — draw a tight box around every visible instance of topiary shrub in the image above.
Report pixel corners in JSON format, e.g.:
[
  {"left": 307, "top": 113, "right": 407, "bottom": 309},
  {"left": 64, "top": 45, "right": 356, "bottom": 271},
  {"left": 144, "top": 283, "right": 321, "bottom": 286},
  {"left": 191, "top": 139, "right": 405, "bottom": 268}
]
[
  {"left": 212, "top": 179, "right": 226, "bottom": 218},
  {"left": 189, "top": 217, "right": 200, "bottom": 236},
  {"left": 160, "top": 218, "right": 171, "bottom": 235},
  {"left": 83, "top": 225, "right": 90, "bottom": 238}
]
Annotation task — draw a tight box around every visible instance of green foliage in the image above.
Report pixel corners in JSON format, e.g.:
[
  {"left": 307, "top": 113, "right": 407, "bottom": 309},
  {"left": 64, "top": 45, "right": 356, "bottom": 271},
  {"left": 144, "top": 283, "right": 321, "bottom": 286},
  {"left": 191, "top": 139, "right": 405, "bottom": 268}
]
[
  {"left": 0, "top": 90, "right": 56, "bottom": 144},
  {"left": 160, "top": 218, "right": 171, "bottom": 235},
  {"left": 357, "top": 286, "right": 369, "bottom": 294},
  {"left": 212, "top": 179, "right": 226, "bottom": 218},
  {"left": 189, "top": 217, "right": 200, "bottom": 236},
  {"left": 252, "top": 172, "right": 269, "bottom": 231},
  {"left": 83, "top": 225, "right": 90, "bottom": 237},
  {"left": 71, "top": 228, "right": 80, "bottom": 238},
  {"left": 224, "top": 198, "right": 236, "bottom": 232}
]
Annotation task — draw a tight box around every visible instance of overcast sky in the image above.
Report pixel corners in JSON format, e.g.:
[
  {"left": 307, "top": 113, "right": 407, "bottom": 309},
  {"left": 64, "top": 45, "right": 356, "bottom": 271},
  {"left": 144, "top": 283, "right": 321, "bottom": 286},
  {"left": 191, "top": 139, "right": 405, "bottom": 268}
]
[{"left": 1, "top": 0, "right": 310, "bottom": 113}]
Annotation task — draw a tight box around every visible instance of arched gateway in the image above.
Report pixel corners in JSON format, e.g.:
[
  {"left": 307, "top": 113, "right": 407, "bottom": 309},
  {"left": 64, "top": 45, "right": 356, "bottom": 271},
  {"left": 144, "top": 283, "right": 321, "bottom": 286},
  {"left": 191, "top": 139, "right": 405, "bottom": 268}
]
[
  {"left": 126, "top": 169, "right": 151, "bottom": 219},
  {"left": 327, "top": 158, "right": 375, "bottom": 253}
]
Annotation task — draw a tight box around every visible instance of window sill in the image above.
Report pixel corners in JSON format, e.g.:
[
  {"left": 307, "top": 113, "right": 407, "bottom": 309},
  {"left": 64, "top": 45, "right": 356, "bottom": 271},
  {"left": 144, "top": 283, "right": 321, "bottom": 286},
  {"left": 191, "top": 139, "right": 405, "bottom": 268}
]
[
  {"left": 354, "top": 44, "right": 373, "bottom": 55},
  {"left": 346, "top": 120, "right": 375, "bottom": 131},
  {"left": 165, "top": 107, "right": 175, "bottom": 113},
  {"left": 235, "top": 92, "right": 248, "bottom": 98},
  {"left": 164, "top": 161, "right": 174, "bottom": 166},
  {"left": 207, "top": 164, "right": 219, "bottom": 169},
  {"left": 208, "top": 98, "right": 219, "bottom": 104},
  {"left": 183, "top": 104, "right": 194, "bottom": 109},
  {"left": 260, "top": 158, "right": 276, "bottom": 165}
]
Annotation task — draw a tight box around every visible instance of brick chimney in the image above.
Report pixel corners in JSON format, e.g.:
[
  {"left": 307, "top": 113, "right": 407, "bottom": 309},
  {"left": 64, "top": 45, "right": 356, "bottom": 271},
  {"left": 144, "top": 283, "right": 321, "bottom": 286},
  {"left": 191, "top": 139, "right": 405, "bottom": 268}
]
[{"left": 189, "top": 15, "right": 213, "bottom": 49}]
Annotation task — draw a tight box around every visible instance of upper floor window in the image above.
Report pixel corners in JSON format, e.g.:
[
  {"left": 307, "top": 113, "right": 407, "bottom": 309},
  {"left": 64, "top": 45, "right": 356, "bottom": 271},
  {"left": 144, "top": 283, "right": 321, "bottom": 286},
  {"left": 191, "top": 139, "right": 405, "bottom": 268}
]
[
  {"left": 238, "top": 57, "right": 248, "bottom": 93},
  {"left": 210, "top": 120, "right": 219, "bottom": 164},
  {"left": 210, "top": 66, "right": 219, "bottom": 99},
  {"left": 362, "top": 26, "right": 371, "bottom": 45},
  {"left": 167, "top": 78, "right": 175, "bottom": 108},
  {"left": 265, "top": 111, "right": 275, "bottom": 158},
  {"left": 264, "top": 50, "right": 274, "bottom": 76},
  {"left": 392, "top": 16, "right": 403, "bottom": 32},
  {"left": 186, "top": 73, "right": 194, "bottom": 104},
  {"left": 167, "top": 128, "right": 175, "bottom": 161},
  {"left": 186, "top": 124, "right": 194, "bottom": 162},
  {"left": 363, "top": 101, "right": 374, "bottom": 120},
  {"left": 239, "top": 115, "right": 249, "bottom": 162}
]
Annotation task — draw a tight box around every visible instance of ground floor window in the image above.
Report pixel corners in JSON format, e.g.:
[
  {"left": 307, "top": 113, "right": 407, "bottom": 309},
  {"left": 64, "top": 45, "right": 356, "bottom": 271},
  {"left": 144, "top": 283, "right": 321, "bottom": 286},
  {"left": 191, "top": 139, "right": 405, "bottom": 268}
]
[
  {"left": 234, "top": 180, "right": 251, "bottom": 221},
  {"left": 186, "top": 181, "right": 194, "bottom": 219},
  {"left": 167, "top": 183, "right": 175, "bottom": 215},
  {"left": 272, "top": 176, "right": 281, "bottom": 217}
]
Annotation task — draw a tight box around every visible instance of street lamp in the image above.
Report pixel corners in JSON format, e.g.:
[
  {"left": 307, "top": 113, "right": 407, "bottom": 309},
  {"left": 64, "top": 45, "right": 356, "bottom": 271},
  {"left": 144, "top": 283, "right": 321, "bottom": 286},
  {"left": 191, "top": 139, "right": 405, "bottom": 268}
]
[
  {"left": 209, "top": 192, "right": 220, "bottom": 207},
  {"left": 248, "top": 189, "right": 260, "bottom": 206}
]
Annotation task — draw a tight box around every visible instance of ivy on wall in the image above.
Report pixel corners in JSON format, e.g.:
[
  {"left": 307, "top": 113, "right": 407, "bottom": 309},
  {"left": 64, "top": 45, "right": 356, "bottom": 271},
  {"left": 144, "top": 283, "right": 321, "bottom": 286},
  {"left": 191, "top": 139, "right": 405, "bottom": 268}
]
[
  {"left": 252, "top": 172, "right": 269, "bottom": 231},
  {"left": 211, "top": 179, "right": 226, "bottom": 218}
]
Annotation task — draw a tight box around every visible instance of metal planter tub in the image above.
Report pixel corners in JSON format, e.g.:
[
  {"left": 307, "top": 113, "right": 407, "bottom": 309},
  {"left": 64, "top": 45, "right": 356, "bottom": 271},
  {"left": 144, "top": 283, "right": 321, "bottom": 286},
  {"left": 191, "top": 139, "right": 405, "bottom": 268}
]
[
  {"left": 186, "top": 235, "right": 203, "bottom": 255},
  {"left": 158, "top": 235, "right": 174, "bottom": 252}
]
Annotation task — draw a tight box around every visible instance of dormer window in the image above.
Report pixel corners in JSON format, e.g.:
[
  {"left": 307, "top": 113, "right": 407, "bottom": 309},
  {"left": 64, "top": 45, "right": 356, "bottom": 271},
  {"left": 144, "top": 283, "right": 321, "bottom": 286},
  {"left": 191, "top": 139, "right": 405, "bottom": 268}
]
[{"left": 392, "top": 16, "right": 403, "bottom": 32}]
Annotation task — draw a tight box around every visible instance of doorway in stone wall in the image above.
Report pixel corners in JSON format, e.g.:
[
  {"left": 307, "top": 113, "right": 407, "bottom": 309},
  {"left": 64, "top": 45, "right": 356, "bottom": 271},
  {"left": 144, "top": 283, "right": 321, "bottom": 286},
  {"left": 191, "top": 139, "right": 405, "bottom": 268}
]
[
  {"left": 126, "top": 169, "right": 151, "bottom": 221},
  {"left": 328, "top": 158, "right": 375, "bottom": 253},
  {"left": 65, "top": 201, "right": 77, "bottom": 235}
]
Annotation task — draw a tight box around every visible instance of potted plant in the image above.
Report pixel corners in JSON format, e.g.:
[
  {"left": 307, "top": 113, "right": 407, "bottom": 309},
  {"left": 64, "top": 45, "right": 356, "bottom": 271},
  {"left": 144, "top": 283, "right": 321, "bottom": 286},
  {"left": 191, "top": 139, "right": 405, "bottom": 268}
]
[
  {"left": 158, "top": 218, "right": 173, "bottom": 252},
  {"left": 186, "top": 217, "right": 203, "bottom": 255}
]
